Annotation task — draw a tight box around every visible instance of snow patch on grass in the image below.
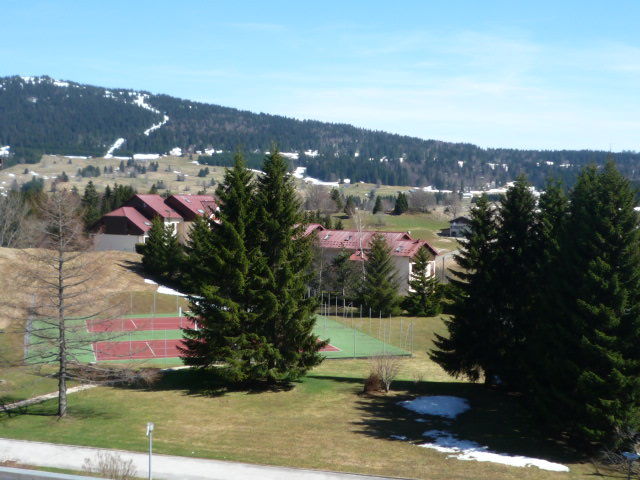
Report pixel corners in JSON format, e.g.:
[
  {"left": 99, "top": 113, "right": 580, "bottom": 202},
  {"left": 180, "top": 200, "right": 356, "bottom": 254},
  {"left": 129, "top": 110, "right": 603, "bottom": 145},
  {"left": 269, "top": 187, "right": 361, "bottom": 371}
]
[
  {"left": 420, "top": 430, "right": 569, "bottom": 472},
  {"left": 399, "top": 396, "right": 469, "bottom": 419}
]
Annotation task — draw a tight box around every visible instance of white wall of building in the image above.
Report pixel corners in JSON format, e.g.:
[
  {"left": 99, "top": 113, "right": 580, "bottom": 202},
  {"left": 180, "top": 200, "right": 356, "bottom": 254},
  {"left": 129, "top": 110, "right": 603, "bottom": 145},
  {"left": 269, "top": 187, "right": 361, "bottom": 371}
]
[{"left": 94, "top": 233, "right": 146, "bottom": 252}]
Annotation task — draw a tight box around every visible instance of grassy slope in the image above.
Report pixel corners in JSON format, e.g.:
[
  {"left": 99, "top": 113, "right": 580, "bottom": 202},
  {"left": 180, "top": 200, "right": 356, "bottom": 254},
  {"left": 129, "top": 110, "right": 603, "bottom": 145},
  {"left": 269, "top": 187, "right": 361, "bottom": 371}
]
[
  {"left": 1, "top": 154, "right": 228, "bottom": 196},
  {"left": 1, "top": 315, "right": 602, "bottom": 480}
]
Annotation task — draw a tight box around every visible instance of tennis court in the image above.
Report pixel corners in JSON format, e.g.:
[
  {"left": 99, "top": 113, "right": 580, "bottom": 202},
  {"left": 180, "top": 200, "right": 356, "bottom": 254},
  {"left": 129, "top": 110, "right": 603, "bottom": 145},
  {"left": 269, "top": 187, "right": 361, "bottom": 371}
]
[{"left": 27, "top": 311, "right": 411, "bottom": 365}]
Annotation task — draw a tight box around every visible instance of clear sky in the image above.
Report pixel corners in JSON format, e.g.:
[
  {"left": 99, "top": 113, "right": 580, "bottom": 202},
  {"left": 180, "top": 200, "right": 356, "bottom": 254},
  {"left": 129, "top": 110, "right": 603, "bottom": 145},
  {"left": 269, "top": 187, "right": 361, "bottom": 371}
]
[{"left": 2, "top": 1, "right": 639, "bottom": 151}]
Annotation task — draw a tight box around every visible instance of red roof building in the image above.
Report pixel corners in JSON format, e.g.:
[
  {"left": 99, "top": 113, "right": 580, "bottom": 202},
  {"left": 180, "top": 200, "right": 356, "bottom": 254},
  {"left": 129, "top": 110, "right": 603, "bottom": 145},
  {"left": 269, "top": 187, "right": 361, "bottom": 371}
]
[
  {"left": 165, "top": 194, "right": 218, "bottom": 221},
  {"left": 101, "top": 207, "right": 153, "bottom": 235},
  {"left": 315, "top": 229, "right": 438, "bottom": 258},
  {"left": 126, "top": 194, "right": 182, "bottom": 220}
]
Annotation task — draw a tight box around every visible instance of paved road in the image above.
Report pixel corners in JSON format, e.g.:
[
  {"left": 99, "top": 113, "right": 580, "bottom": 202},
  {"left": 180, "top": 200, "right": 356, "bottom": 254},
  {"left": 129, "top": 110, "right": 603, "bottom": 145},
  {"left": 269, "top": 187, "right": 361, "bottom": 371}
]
[{"left": 0, "top": 438, "right": 400, "bottom": 480}]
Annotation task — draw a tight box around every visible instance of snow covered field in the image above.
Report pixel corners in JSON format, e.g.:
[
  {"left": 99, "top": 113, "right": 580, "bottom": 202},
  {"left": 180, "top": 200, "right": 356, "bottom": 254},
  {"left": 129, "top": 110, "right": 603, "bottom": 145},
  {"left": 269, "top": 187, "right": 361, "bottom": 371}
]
[{"left": 397, "top": 395, "right": 568, "bottom": 472}]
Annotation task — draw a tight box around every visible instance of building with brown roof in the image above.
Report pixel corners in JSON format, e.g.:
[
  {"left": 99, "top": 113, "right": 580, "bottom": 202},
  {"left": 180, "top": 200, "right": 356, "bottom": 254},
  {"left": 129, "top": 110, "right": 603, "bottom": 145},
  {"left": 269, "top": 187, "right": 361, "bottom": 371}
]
[
  {"left": 309, "top": 225, "right": 438, "bottom": 294},
  {"left": 93, "top": 194, "right": 218, "bottom": 252}
]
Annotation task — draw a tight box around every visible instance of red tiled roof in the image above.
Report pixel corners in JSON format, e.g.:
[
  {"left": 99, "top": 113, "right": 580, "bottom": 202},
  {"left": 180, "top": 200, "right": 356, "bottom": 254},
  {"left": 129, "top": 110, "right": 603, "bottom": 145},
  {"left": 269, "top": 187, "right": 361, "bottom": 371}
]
[
  {"left": 303, "top": 223, "right": 326, "bottom": 237},
  {"left": 104, "top": 207, "right": 153, "bottom": 233},
  {"left": 133, "top": 194, "right": 181, "bottom": 219},
  {"left": 167, "top": 194, "right": 218, "bottom": 219},
  {"left": 315, "top": 229, "right": 438, "bottom": 257}
]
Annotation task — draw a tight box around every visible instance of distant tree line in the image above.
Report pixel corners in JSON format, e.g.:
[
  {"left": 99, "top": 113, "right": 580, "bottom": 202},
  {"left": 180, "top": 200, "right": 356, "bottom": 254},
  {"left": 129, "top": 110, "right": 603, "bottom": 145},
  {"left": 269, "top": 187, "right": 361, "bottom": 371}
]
[{"left": 3, "top": 76, "right": 640, "bottom": 191}]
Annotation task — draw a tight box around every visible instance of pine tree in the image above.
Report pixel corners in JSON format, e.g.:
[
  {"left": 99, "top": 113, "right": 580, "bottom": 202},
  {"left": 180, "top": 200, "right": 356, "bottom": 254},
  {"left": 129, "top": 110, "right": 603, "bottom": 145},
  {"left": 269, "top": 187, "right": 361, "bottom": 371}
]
[
  {"left": 393, "top": 192, "right": 408, "bottom": 215},
  {"left": 181, "top": 154, "right": 260, "bottom": 380},
  {"left": 372, "top": 195, "right": 383, "bottom": 214},
  {"left": 330, "top": 249, "right": 359, "bottom": 299},
  {"left": 141, "top": 217, "right": 169, "bottom": 277},
  {"left": 542, "top": 162, "right": 640, "bottom": 448},
  {"left": 81, "top": 180, "right": 101, "bottom": 228},
  {"left": 490, "top": 175, "right": 539, "bottom": 387},
  {"left": 251, "top": 149, "right": 326, "bottom": 382},
  {"left": 430, "top": 194, "right": 499, "bottom": 382},
  {"left": 100, "top": 185, "right": 113, "bottom": 214},
  {"left": 359, "top": 233, "right": 400, "bottom": 316},
  {"left": 334, "top": 218, "right": 344, "bottom": 230},
  {"left": 402, "top": 246, "right": 441, "bottom": 316},
  {"left": 344, "top": 196, "right": 356, "bottom": 217},
  {"left": 330, "top": 188, "right": 343, "bottom": 211}
]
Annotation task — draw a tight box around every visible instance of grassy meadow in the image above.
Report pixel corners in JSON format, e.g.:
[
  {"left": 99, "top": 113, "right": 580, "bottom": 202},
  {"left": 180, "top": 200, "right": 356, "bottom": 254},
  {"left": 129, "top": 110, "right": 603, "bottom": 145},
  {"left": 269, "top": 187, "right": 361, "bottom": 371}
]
[{"left": 0, "top": 313, "right": 612, "bottom": 480}]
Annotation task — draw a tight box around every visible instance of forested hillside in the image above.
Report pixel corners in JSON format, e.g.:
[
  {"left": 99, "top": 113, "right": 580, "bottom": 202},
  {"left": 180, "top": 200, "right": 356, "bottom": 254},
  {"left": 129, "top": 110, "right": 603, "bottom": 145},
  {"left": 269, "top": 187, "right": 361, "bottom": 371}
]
[{"left": 1, "top": 75, "right": 638, "bottom": 190}]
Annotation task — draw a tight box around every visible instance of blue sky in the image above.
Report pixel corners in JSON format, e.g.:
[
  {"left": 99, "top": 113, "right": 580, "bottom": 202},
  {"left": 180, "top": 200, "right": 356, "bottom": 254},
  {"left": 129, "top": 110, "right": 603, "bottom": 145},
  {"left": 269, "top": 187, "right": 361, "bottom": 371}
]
[{"left": 2, "top": 1, "right": 640, "bottom": 151}]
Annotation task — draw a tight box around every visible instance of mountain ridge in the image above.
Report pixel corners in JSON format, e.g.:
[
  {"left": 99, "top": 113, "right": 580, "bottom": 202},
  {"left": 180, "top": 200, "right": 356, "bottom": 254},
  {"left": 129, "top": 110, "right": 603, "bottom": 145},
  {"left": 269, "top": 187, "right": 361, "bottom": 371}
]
[{"left": 1, "top": 75, "right": 638, "bottom": 190}]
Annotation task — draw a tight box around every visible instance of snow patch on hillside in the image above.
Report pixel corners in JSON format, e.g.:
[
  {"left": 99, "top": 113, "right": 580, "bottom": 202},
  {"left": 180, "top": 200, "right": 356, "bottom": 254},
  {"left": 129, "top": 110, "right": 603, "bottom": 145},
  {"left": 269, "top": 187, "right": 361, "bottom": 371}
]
[
  {"left": 105, "top": 138, "right": 126, "bottom": 158},
  {"left": 168, "top": 147, "right": 182, "bottom": 156},
  {"left": 293, "top": 166, "right": 339, "bottom": 187},
  {"left": 0, "top": 146, "right": 10, "bottom": 157},
  {"left": 144, "top": 115, "right": 169, "bottom": 136},
  {"left": 133, "top": 153, "right": 160, "bottom": 161},
  {"left": 130, "top": 93, "right": 170, "bottom": 136}
]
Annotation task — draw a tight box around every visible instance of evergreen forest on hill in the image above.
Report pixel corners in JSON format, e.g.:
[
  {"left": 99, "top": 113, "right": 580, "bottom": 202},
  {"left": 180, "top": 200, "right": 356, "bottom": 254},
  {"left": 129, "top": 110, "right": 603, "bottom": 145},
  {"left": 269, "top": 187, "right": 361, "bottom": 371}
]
[{"left": 1, "top": 75, "right": 639, "bottom": 190}]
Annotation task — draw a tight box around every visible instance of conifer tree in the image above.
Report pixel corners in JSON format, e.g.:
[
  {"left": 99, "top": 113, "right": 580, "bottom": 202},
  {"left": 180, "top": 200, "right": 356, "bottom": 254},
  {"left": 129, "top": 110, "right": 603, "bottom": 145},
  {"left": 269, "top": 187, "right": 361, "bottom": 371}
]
[
  {"left": 181, "top": 153, "right": 262, "bottom": 380},
  {"left": 250, "top": 150, "right": 326, "bottom": 382},
  {"left": 488, "top": 176, "right": 539, "bottom": 387},
  {"left": 81, "top": 180, "right": 101, "bottom": 228},
  {"left": 140, "top": 217, "right": 183, "bottom": 280},
  {"left": 541, "top": 162, "right": 640, "bottom": 448},
  {"left": 402, "top": 246, "right": 441, "bottom": 316},
  {"left": 141, "top": 217, "right": 169, "bottom": 277},
  {"left": 393, "top": 192, "right": 409, "bottom": 215},
  {"left": 372, "top": 195, "right": 383, "bottom": 214},
  {"left": 359, "top": 233, "right": 400, "bottom": 316},
  {"left": 430, "top": 194, "right": 499, "bottom": 382},
  {"left": 100, "top": 184, "right": 113, "bottom": 214}
]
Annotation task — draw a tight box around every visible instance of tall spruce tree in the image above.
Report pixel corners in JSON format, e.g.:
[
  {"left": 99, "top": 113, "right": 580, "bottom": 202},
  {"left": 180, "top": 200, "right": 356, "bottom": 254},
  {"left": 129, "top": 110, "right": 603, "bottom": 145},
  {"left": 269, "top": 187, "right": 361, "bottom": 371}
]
[
  {"left": 372, "top": 196, "right": 383, "bottom": 214},
  {"left": 430, "top": 194, "right": 499, "bottom": 382},
  {"left": 393, "top": 192, "right": 408, "bottom": 215},
  {"left": 81, "top": 180, "right": 101, "bottom": 228},
  {"left": 491, "top": 175, "right": 539, "bottom": 388},
  {"left": 250, "top": 150, "right": 326, "bottom": 382},
  {"left": 359, "top": 233, "right": 401, "bottom": 316},
  {"left": 402, "top": 246, "right": 441, "bottom": 316},
  {"left": 140, "top": 216, "right": 184, "bottom": 280},
  {"left": 542, "top": 162, "right": 640, "bottom": 448},
  {"left": 181, "top": 153, "right": 264, "bottom": 381}
]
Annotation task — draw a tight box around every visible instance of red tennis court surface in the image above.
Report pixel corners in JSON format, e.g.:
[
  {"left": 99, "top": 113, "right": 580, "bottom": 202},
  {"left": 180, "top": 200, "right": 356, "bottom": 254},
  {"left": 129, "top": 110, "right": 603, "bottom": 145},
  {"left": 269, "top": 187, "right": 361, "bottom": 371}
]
[
  {"left": 93, "top": 339, "right": 339, "bottom": 361},
  {"left": 87, "top": 316, "right": 196, "bottom": 332}
]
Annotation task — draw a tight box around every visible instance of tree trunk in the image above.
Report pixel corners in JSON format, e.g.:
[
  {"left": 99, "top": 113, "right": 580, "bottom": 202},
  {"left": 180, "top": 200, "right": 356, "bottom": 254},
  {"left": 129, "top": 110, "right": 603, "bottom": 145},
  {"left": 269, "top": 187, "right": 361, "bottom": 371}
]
[{"left": 57, "top": 242, "right": 67, "bottom": 418}]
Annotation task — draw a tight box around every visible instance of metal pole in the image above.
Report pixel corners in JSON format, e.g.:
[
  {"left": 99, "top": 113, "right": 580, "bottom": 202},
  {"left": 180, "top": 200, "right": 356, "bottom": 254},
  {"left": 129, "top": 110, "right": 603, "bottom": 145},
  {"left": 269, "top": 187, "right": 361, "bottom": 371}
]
[
  {"left": 149, "top": 430, "right": 152, "bottom": 480},
  {"left": 352, "top": 308, "right": 356, "bottom": 359}
]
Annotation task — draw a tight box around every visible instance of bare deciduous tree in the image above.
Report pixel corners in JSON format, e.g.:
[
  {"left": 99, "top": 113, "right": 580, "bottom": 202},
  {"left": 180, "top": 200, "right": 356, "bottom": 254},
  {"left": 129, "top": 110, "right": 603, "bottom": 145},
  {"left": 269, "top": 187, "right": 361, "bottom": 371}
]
[
  {"left": 304, "top": 184, "right": 334, "bottom": 212},
  {"left": 370, "top": 354, "right": 402, "bottom": 392},
  {"left": 0, "top": 193, "right": 41, "bottom": 248},
  {"left": 8, "top": 192, "right": 127, "bottom": 417},
  {"left": 408, "top": 190, "right": 436, "bottom": 213}
]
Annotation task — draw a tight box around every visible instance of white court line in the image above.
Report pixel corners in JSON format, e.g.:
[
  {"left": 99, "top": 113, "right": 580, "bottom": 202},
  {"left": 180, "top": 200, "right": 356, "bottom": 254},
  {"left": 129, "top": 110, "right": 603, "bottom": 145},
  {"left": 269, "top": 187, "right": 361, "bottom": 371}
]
[
  {"left": 145, "top": 341, "right": 156, "bottom": 357},
  {"left": 130, "top": 318, "right": 138, "bottom": 329}
]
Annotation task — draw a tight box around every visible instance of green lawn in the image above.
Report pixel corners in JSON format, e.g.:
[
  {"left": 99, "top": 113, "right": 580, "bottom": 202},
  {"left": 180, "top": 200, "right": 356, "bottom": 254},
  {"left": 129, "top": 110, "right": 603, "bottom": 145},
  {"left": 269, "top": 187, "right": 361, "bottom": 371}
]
[{"left": 0, "top": 315, "right": 611, "bottom": 480}]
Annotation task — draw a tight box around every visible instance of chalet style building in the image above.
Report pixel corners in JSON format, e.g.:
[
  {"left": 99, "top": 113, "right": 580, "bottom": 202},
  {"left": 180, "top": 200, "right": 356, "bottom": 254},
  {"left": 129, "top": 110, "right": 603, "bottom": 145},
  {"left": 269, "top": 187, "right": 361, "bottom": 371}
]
[
  {"left": 449, "top": 216, "right": 472, "bottom": 238},
  {"left": 93, "top": 194, "right": 218, "bottom": 251},
  {"left": 307, "top": 224, "right": 438, "bottom": 294}
]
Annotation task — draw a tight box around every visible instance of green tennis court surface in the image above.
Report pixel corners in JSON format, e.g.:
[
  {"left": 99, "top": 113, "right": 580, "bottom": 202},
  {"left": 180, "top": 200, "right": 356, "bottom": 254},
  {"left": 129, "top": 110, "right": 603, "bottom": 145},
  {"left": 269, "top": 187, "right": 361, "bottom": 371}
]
[{"left": 25, "top": 314, "right": 411, "bottom": 365}]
